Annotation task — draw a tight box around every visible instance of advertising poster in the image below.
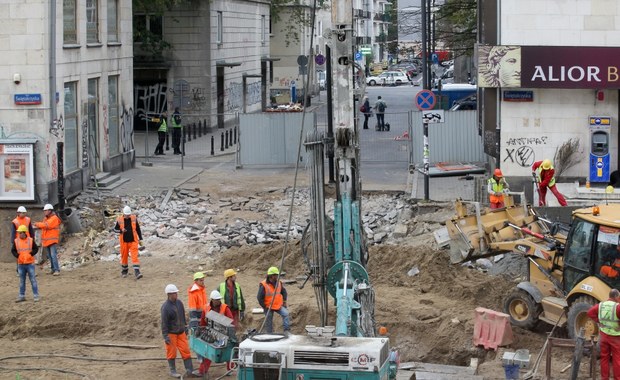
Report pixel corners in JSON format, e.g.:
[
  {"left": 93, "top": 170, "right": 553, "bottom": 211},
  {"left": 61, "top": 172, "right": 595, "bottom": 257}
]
[{"left": 0, "top": 143, "right": 35, "bottom": 201}]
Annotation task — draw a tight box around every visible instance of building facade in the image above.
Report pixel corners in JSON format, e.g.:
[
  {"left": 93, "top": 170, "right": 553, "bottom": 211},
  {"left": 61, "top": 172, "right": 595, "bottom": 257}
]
[
  {"left": 479, "top": 0, "right": 619, "bottom": 188},
  {"left": 0, "top": 0, "right": 134, "bottom": 204}
]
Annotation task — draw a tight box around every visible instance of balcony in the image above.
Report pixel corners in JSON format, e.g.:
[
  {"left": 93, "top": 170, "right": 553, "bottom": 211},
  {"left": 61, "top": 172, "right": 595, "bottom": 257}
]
[
  {"left": 373, "top": 13, "right": 391, "bottom": 23},
  {"left": 353, "top": 8, "right": 371, "bottom": 19},
  {"left": 355, "top": 36, "right": 372, "bottom": 45}
]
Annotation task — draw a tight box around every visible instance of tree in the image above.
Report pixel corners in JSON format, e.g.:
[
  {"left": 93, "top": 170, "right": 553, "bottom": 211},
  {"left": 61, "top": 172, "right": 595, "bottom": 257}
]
[{"left": 271, "top": 0, "right": 328, "bottom": 47}]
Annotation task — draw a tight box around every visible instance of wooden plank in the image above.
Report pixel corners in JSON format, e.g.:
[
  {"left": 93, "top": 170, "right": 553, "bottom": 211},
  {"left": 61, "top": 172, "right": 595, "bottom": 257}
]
[
  {"left": 414, "top": 372, "right": 483, "bottom": 380},
  {"left": 400, "top": 362, "right": 476, "bottom": 375}
]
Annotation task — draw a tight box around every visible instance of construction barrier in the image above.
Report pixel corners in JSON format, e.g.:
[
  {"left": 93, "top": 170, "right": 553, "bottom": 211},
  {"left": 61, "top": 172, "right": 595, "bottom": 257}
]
[{"left": 473, "top": 307, "right": 514, "bottom": 350}]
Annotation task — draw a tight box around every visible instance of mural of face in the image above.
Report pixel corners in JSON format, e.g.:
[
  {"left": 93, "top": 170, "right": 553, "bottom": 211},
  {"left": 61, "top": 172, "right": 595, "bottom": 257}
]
[{"left": 498, "top": 49, "right": 521, "bottom": 87}]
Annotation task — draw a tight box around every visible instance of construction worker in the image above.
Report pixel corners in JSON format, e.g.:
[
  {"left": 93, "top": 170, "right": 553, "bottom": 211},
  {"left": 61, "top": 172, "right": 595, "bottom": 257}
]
[
  {"left": 113, "top": 206, "right": 144, "bottom": 279},
  {"left": 12, "top": 225, "right": 40, "bottom": 302},
  {"left": 532, "top": 159, "right": 568, "bottom": 206},
  {"left": 34, "top": 204, "right": 62, "bottom": 276},
  {"left": 587, "top": 288, "right": 620, "bottom": 380},
  {"left": 10, "top": 206, "right": 34, "bottom": 275},
  {"left": 487, "top": 168, "right": 510, "bottom": 209},
  {"left": 601, "top": 245, "right": 620, "bottom": 279},
  {"left": 197, "top": 290, "right": 235, "bottom": 376},
  {"left": 187, "top": 271, "right": 207, "bottom": 376},
  {"left": 219, "top": 268, "right": 246, "bottom": 326},
  {"left": 171, "top": 107, "right": 183, "bottom": 155},
  {"left": 257, "top": 266, "right": 290, "bottom": 334},
  {"left": 161, "top": 284, "right": 196, "bottom": 378},
  {"left": 154, "top": 111, "right": 168, "bottom": 155}
]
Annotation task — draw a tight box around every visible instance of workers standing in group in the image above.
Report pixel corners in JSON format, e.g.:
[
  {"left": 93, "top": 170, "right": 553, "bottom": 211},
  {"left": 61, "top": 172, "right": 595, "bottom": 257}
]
[
  {"left": 196, "top": 290, "right": 235, "bottom": 376},
  {"left": 11, "top": 206, "right": 34, "bottom": 275},
  {"left": 532, "top": 159, "right": 568, "bottom": 206},
  {"left": 587, "top": 288, "right": 620, "bottom": 380},
  {"left": 113, "top": 206, "right": 144, "bottom": 279},
  {"left": 13, "top": 225, "right": 40, "bottom": 302},
  {"left": 161, "top": 284, "right": 197, "bottom": 378},
  {"left": 171, "top": 107, "right": 183, "bottom": 155},
  {"left": 219, "top": 268, "right": 246, "bottom": 326},
  {"left": 154, "top": 111, "right": 168, "bottom": 155},
  {"left": 34, "top": 204, "right": 63, "bottom": 276},
  {"left": 487, "top": 168, "right": 510, "bottom": 209},
  {"left": 257, "top": 266, "right": 290, "bottom": 334}
]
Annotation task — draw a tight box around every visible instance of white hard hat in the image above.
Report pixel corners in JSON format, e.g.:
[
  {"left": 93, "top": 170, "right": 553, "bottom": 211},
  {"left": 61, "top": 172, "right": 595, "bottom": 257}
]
[
  {"left": 165, "top": 284, "right": 179, "bottom": 294},
  {"left": 210, "top": 290, "right": 223, "bottom": 300},
  {"left": 123, "top": 206, "right": 131, "bottom": 215},
  {"left": 17, "top": 206, "right": 27, "bottom": 213},
  {"left": 43, "top": 204, "right": 54, "bottom": 211}
]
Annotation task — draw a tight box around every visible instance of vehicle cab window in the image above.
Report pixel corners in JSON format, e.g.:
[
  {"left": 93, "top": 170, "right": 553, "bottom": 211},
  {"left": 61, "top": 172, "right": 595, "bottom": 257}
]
[{"left": 563, "top": 219, "right": 595, "bottom": 291}]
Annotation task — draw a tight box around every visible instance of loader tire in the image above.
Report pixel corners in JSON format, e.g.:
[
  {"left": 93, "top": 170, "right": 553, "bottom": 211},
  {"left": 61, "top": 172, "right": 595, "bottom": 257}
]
[
  {"left": 504, "top": 289, "right": 542, "bottom": 330},
  {"left": 567, "top": 296, "right": 598, "bottom": 340}
]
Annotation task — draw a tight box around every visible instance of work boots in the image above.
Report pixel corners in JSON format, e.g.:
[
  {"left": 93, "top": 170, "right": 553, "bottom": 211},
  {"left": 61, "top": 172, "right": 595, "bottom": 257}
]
[
  {"left": 168, "top": 359, "right": 181, "bottom": 378},
  {"left": 134, "top": 268, "right": 143, "bottom": 280},
  {"left": 183, "top": 358, "right": 196, "bottom": 377}
]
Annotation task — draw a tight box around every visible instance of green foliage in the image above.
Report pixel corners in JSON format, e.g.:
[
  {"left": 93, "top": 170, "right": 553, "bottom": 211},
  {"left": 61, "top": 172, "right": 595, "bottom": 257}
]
[
  {"left": 133, "top": 0, "right": 193, "bottom": 59},
  {"left": 386, "top": 0, "right": 399, "bottom": 56},
  {"left": 271, "top": 0, "right": 328, "bottom": 47},
  {"left": 435, "top": 0, "right": 477, "bottom": 58},
  {"left": 133, "top": 0, "right": 192, "bottom": 14}
]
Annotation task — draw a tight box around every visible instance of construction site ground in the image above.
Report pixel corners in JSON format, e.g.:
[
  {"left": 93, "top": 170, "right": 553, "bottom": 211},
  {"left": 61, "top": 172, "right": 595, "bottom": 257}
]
[{"left": 0, "top": 164, "right": 597, "bottom": 379}]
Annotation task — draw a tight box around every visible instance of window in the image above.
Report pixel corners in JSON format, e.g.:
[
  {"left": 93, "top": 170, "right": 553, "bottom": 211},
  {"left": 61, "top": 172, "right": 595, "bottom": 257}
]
[
  {"left": 133, "top": 14, "right": 163, "bottom": 43},
  {"left": 87, "top": 78, "right": 99, "bottom": 167},
  {"left": 563, "top": 219, "right": 596, "bottom": 291},
  {"left": 216, "top": 11, "right": 223, "bottom": 44},
  {"left": 86, "top": 0, "right": 99, "bottom": 43},
  {"left": 108, "top": 76, "right": 119, "bottom": 154},
  {"left": 261, "top": 15, "right": 266, "bottom": 44},
  {"left": 63, "top": 0, "right": 77, "bottom": 44},
  {"left": 64, "top": 82, "right": 79, "bottom": 171},
  {"left": 107, "top": 0, "right": 118, "bottom": 43}
]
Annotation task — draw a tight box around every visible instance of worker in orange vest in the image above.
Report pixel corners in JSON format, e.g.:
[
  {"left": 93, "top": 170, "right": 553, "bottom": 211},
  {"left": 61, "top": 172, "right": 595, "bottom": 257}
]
[
  {"left": 10, "top": 206, "right": 34, "bottom": 276},
  {"left": 12, "top": 225, "right": 40, "bottom": 302},
  {"left": 487, "top": 168, "right": 510, "bottom": 209},
  {"left": 113, "top": 206, "right": 144, "bottom": 279},
  {"left": 34, "top": 204, "right": 62, "bottom": 276},
  {"left": 219, "top": 268, "right": 246, "bottom": 326},
  {"left": 257, "top": 266, "right": 290, "bottom": 334},
  {"left": 196, "top": 290, "right": 235, "bottom": 376},
  {"left": 187, "top": 271, "right": 208, "bottom": 376},
  {"left": 601, "top": 245, "right": 620, "bottom": 279},
  {"left": 532, "top": 159, "right": 567, "bottom": 206}
]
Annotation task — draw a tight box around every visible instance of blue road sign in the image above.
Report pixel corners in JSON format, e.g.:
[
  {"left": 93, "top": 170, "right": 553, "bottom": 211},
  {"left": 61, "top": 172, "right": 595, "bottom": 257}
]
[
  {"left": 355, "top": 52, "right": 362, "bottom": 61},
  {"left": 315, "top": 54, "right": 326, "bottom": 66},
  {"left": 415, "top": 90, "right": 436, "bottom": 111}
]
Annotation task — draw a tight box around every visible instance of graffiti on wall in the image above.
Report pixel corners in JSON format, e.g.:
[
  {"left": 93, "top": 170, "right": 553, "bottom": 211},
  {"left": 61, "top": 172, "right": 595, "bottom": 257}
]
[
  {"left": 50, "top": 115, "right": 64, "bottom": 138},
  {"left": 120, "top": 103, "right": 134, "bottom": 153},
  {"left": 134, "top": 83, "right": 168, "bottom": 122},
  {"left": 225, "top": 82, "right": 243, "bottom": 111},
  {"left": 102, "top": 104, "right": 109, "bottom": 154},
  {"left": 81, "top": 118, "right": 89, "bottom": 168},
  {"left": 503, "top": 135, "right": 548, "bottom": 167},
  {"left": 247, "top": 81, "right": 261, "bottom": 106}
]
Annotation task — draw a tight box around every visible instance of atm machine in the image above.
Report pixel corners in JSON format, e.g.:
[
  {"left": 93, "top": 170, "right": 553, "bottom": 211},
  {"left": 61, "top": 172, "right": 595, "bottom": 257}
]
[{"left": 589, "top": 116, "right": 611, "bottom": 183}]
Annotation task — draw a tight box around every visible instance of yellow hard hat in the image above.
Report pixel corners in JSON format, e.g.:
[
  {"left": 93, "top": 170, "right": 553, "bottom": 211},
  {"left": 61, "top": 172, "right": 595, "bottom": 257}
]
[
  {"left": 17, "top": 225, "right": 28, "bottom": 233},
  {"left": 224, "top": 269, "right": 237, "bottom": 278},
  {"left": 193, "top": 272, "right": 205, "bottom": 281},
  {"left": 267, "top": 266, "right": 280, "bottom": 275},
  {"left": 606, "top": 185, "right": 614, "bottom": 194},
  {"left": 541, "top": 159, "right": 552, "bottom": 170}
]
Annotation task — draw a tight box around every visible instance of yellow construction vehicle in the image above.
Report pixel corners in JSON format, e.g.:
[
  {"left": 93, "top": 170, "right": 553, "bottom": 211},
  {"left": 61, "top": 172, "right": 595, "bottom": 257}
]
[{"left": 446, "top": 195, "right": 620, "bottom": 339}]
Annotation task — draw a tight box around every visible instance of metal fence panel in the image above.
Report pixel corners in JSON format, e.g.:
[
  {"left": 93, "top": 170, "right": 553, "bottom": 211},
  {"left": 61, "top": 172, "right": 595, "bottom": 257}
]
[
  {"left": 358, "top": 111, "right": 411, "bottom": 163},
  {"left": 410, "top": 110, "right": 484, "bottom": 165},
  {"left": 238, "top": 113, "right": 314, "bottom": 166}
]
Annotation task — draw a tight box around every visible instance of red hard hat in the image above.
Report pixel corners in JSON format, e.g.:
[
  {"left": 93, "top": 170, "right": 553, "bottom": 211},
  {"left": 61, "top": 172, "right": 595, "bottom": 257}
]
[{"left": 494, "top": 168, "right": 503, "bottom": 178}]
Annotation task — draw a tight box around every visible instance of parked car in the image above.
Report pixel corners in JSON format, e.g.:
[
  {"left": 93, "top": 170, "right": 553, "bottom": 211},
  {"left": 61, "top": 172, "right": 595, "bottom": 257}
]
[
  {"left": 366, "top": 71, "right": 409, "bottom": 86},
  {"left": 449, "top": 94, "right": 477, "bottom": 111},
  {"left": 389, "top": 63, "right": 418, "bottom": 78}
]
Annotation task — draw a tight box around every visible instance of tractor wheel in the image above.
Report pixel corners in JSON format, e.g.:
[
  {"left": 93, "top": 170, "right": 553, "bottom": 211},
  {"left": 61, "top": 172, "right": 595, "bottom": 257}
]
[
  {"left": 567, "top": 296, "right": 598, "bottom": 340},
  {"left": 504, "top": 289, "right": 542, "bottom": 330}
]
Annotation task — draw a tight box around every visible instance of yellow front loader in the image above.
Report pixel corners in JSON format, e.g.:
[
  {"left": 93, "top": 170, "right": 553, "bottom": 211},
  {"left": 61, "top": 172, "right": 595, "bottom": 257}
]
[{"left": 446, "top": 194, "right": 620, "bottom": 339}]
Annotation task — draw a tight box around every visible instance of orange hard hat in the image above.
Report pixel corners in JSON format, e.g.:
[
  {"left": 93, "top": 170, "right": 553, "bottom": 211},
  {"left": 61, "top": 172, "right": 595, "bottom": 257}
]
[{"left": 494, "top": 168, "right": 503, "bottom": 178}]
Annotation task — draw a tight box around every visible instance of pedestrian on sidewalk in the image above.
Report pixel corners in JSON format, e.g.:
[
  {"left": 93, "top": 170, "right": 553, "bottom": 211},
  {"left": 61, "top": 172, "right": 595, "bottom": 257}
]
[
  {"left": 11, "top": 206, "right": 34, "bottom": 275},
  {"left": 587, "top": 288, "right": 620, "bottom": 380},
  {"left": 34, "top": 204, "right": 62, "bottom": 275},
  {"left": 155, "top": 111, "right": 168, "bottom": 155},
  {"left": 171, "top": 107, "right": 183, "bottom": 155},
  {"left": 12, "top": 225, "right": 40, "bottom": 302},
  {"left": 196, "top": 290, "right": 235, "bottom": 376},
  {"left": 361, "top": 96, "right": 372, "bottom": 130},
  {"left": 374, "top": 96, "right": 387, "bottom": 131},
  {"left": 258, "top": 266, "right": 290, "bottom": 334},
  {"left": 161, "top": 284, "right": 197, "bottom": 378},
  {"left": 532, "top": 159, "right": 567, "bottom": 206},
  {"left": 487, "top": 168, "right": 510, "bottom": 209},
  {"left": 219, "top": 268, "right": 246, "bottom": 326},
  {"left": 113, "top": 206, "right": 144, "bottom": 279}
]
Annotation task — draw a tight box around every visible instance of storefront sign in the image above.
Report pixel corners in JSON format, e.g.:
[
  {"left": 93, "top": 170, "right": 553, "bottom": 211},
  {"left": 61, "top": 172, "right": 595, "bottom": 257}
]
[
  {"left": 14, "top": 94, "right": 42, "bottom": 105},
  {"left": 503, "top": 91, "right": 534, "bottom": 102},
  {"left": 478, "top": 45, "right": 620, "bottom": 89},
  {"left": 0, "top": 141, "right": 36, "bottom": 201}
]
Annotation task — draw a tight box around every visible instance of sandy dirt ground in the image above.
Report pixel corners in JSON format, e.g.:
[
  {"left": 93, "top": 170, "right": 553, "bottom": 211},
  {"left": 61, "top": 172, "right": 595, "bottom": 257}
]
[{"left": 0, "top": 168, "right": 597, "bottom": 379}]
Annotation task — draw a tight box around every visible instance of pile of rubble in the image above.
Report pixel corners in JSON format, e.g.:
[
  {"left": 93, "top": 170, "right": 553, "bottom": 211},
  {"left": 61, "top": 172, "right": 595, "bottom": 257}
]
[{"left": 58, "top": 188, "right": 448, "bottom": 270}]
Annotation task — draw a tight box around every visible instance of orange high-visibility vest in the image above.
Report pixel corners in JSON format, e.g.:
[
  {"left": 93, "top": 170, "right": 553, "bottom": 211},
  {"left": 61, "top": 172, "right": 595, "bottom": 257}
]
[
  {"left": 261, "top": 280, "right": 283, "bottom": 311},
  {"left": 15, "top": 237, "right": 35, "bottom": 265},
  {"left": 117, "top": 215, "right": 139, "bottom": 243},
  {"left": 12, "top": 216, "right": 31, "bottom": 238},
  {"left": 188, "top": 284, "right": 207, "bottom": 312},
  {"left": 35, "top": 214, "right": 62, "bottom": 247},
  {"left": 206, "top": 303, "right": 230, "bottom": 315}
]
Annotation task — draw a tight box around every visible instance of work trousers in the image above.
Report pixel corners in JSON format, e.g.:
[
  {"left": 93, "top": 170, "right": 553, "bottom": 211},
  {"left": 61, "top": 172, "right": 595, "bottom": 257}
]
[
  {"left": 45, "top": 244, "right": 60, "bottom": 273},
  {"left": 18, "top": 264, "right": 39, "bottom": 298},
  {"left": 539, "top": 184, "right": 567, "bottom": 206},
  {"left": 165, "top": 333, "right": 191, "bottom": 360},
  {"left": 155, "top": 131, "right": 166, "bottom": 154},
  {"left": 490, "top": 201, "right": 505, "bottom": 209},
  {"left": 120, "top": 241, "right": 140, "bottom": 270},
  {"left": 172, "top": 128, "right": 182, "bottom": 153},
  {"left": 264, "top": 306, "right": 290, "bottom": 333},
  {"left": 600, "top": 332, "right": 620, "bottom": 380}
]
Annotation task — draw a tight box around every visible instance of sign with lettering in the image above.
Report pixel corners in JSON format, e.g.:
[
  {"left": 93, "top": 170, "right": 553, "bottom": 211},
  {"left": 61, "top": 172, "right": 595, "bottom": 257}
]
[
  {"left": 503, "top": 91, "right": 534, "bottom": 102},
  {"left": 14, "top": 94, "right": 42, "bottom": 105},
  {"left": 478, "top": 45, "right": 620, "bottom": 89},
  {"left": 0, "top": 141, "right": 36, "bottom": 201}
]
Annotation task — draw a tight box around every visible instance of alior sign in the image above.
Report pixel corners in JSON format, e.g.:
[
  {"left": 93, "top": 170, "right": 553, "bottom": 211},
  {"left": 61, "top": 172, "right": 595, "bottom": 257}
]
[{"left": 478, "top": 45, "right": 620, "bottom": 89}]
